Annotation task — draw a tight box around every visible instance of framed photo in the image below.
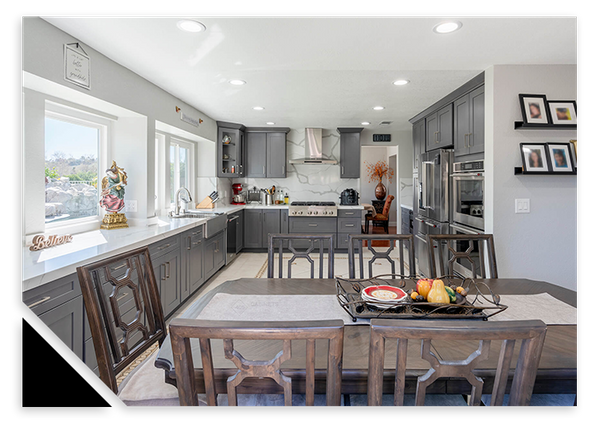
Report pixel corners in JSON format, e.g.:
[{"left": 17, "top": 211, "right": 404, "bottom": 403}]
[
  {"left": 520, "top": 143, "right": 549, "bottom": 173},
  {"left": 519, "top": 94, "right": 550, "bottom": 125},
  {"left": 548, "top": 143, "right": 575, "bottom": 173},
  {"left": 547, "top": 101, "right": 577, "bottom": 125}
]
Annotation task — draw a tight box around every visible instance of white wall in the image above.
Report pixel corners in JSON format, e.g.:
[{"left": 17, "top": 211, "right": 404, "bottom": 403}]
[{"left": 486, "top": 65, "right": 577, "bottom": 291}]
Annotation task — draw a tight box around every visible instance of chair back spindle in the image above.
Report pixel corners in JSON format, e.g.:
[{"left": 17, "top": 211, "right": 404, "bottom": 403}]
[
  {"left": 268, "top": 234, "right": 335, "bottom": 279},
  {"left": 348, "top": 234, "right": 416, "bottom": 279}
]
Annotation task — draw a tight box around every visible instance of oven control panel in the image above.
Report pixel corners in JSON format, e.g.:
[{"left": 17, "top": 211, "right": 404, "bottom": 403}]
[{"left": 454, "top": 160, "right": 484, "bottom": 173}]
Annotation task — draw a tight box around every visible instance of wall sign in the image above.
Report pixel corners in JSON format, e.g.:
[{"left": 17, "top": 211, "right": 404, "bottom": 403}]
[
  {"left": 181, "top": 111, "right": 200, "bottom": 127},
  {"left": 64, "top": 43, "right": 91, "bottom": 90},
  {"left": 29, "top": 234, "right": 73, "bottom": 251},
  {"left": 373, "top": 134, "right": 391, "bottom": 142}
]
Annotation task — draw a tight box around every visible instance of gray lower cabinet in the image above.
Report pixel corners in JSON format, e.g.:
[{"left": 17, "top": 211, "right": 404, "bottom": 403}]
[
  {"left": 23, "top": 223, "right": 229, "bottom": 373},
  {"left": 337, "top": 209, "right": 362, "bottom": 250},
  {"left": 426, "top": 103, "right": 453, "bottom": 151},
  {"left": 454, "top": 85, "right": 485, "bottom": 158},
  {"left": 243, "top": 208, "right": 281, "bottom": 248},
  {"left": 288, "top": 216, "right": 337, "bottom": 250},
  {"left": 338, "top": 128, "right": 363, "bottom": 178},
  {"left": 280, "top": 209, "right": 289, "bottom": 234}
]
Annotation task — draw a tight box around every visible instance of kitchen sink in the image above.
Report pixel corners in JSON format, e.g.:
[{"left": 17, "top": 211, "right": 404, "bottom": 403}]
[{"left": 169, "top": 211, "right": 227, "bottom": 238}]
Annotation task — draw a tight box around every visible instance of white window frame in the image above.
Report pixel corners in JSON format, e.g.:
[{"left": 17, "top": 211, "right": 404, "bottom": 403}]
[
  {"left": 44, "top": 102, "right": 111, "bottom": 232},
  {"left": 169, "top": 137, "right": 195, "bottom": 209}
]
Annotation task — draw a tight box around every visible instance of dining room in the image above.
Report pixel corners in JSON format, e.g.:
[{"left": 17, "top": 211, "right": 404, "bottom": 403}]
[{"left": 15, "top": 3, "right": 589, "bottom": 418}]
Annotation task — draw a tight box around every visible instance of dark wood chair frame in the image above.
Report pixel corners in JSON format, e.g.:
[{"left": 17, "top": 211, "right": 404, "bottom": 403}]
[
  {"left": 367, "top": 319, "right": 547, "bottom": 406},
  {"left": 76, "top": 246, "right": 167, "bottom": 394},
  {"left": 268, "top": 233, "right": 335, "bottom": 279},
  {"left": 169, "top": 319, "right": 345, "bottom": 406},
  {"left": 348, "top": 234, "right": 416, "bottom": 279},
  {"left": 364, "top": 196, "right": 395, "bottom": 234},
  {"left": 427, "top": 234, "right": 498, "bottom": 279}
]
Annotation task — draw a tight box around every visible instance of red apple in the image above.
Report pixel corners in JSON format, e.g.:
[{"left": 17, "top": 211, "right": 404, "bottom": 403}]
[{"left": 416, "top": 278, "right": 434, "bottom": 298}]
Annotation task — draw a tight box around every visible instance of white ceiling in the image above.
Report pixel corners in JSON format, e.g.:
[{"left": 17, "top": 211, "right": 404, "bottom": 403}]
[{"left": 43, "top": 16, "right": 577, "bottom": 132}]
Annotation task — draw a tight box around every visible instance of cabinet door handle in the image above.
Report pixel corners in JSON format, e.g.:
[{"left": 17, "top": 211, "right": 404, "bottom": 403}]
[
  {"left": 263, "top": 166, "right": 266, "bottom": 175},
  {"left": 282, "top": 165, "right": 285, "bottom": 175},
  {"left": 469, "top": 133, "right": 473, "bottom": 147},
  {"left": 341, "top": 166, "right": 345, "bottom": 175},
  {"left": 464, "top": 133, "right": 469, "bottom": 148},
  {"left": 161, "top": 263, "right": 167, "bottom": 280},
  {"left": 28, "top": 296, "right": 51, "bottom": 308},
  {"left": 187, "top": 236, "right": 192, "bottom": 250},
  {"left": 166, "top": 262, "right": 171, "bottom": 279},
  {"left": 239, "top": 164, "right": 243, "bottom": 175}
]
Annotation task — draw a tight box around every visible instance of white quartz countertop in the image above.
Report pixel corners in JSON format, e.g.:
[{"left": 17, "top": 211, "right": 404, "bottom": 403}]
[{"left": 23, "top": 202, "right": 367, "bottom": 291}]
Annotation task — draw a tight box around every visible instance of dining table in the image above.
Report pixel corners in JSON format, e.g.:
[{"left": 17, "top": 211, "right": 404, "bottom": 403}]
[{"left": 154, "top": 277, "right": 577, "bottom": 397}]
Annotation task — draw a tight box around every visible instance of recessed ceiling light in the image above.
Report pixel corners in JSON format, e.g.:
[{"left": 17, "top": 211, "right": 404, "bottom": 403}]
[
  {"left": 229, "top": 79, "right": 246, "bottom": 86},
  {"left": 373, "top": 106, "right": 385, "bottom": 111},
  {"left": 266, "top": 122, "right": 275, "bottom": 125},
  {"left": 253, "top": 106, "right": 264, "bottom": 110},
  {"left": 176, "top": 20, "right": 206, "bottom": 33},
  {"left": 433, "top": 21, "right": 462, "bottom": 34},
  {"left": 361, "top": 122, "right": 371, "bottom": 125},
  {"left": 393, "top": 79, "right": 410, "bottom": 86}
]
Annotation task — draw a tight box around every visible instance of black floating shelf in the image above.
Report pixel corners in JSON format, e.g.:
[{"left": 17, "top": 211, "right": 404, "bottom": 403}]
[
  {"left": 514, "top": 121, "right": 577, "bottom": 130},
  {"left": 514, "top": 167, "right": 576, "bottom": 175}
]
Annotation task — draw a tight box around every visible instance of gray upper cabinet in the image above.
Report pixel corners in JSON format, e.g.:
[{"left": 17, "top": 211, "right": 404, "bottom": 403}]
[
  {"left": 243, "top": 128, "right": 289, "bottom": 178},
  {"left": 338, "top": 127, "right": 363, "bottom": 178},
  {"left": 454, "top": 85, "right": 485, "bottom": 158},
  {"left": 412, "top": 118, "right": 426, "bottom": 173},
  {"left": 217, "top": 121, "right": 246, "bottom": 178},
  {"left": 426, "top": 103, "right": 453, "bottom": 151}
]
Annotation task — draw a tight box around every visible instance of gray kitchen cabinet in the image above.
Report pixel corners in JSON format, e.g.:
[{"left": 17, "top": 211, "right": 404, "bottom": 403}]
[
  {"left": 267, "top": 132, "right": 287, "bottom": 178},
  {"left": 182, "top": 227, "right": 205, "bottom": 295},
  {"left": 280, "top": 209, "right": 289, "bottom": 234},
  {"left": 235, "top": 211, "right": 244, "bottom": 253},
  {"left": 154, "top": 248, "right": 181, "bottom": 317},
  {"left": 412, "top": 118, "right": 426, "bottom": 173},
  {"left": 338, "top": 128, "right": 363, "bottom": 178},
  {"left": 243, "top": 208, "right": 281, "bottom": 248},
  {"left": 243, "top": 128, "right": 289, "bottom": 179},
  {"left": 454, "top": 85, "right": 485, "bottom": 157},
  {"left": 38, "top": 295, "right": 85, "bottom": 360},
  {"left": 204, "top": 229, "right": 226, "bottom": 280},
  {"left": 337, "top": 210, "right": 362, "bottom": 250},
  {"left": 217, "top": 121, "right": 246, "bottom": 178},
  {"left": 245, "top": 132, "right": 267, "bottom": 177},
  {"left": 426, "top": 103, "right": 453, "bottom": 151}
]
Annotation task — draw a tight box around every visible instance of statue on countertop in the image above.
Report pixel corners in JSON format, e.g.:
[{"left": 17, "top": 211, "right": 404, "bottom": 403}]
[{"left": 99, "top": 161, "right": 129, "bottom": 229}]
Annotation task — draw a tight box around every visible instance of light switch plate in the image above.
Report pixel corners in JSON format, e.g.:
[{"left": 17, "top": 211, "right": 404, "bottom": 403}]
[
  {"left": 125, "top": 200, "right": 137, "bottom": 213},
  {"left": 515, "top": 198, "right": 530, "bottom": 214}
]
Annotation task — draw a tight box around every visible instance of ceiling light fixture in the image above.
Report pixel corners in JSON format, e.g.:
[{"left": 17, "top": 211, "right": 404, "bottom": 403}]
[
  {"left": 229, "top": 79, "right": 246, "bottom": 86},
  {"left": 373, "top": 106, "right": 385, "bottom": 111},
  {"left": 266, "top": 122, "right": 275, "bottom": 125},
  {"left": 253, "top": 106, "right": 264, "bottom": 110},
  {"left": 176, "top": 20, "right": 206, "bottom": 33},
  {"left": 393, "top": 79, "right": 410, "bottom": 86},
  {"left": 433, "top": 21, "right": 462, "bottom": 34},
  {"left": 361, "top": 122, "right": 371, "bottom": 126}
]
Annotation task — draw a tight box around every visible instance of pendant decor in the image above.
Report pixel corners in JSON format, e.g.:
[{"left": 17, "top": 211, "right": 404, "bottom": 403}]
[
  {"left": 100, "top": 161, "right": 129, "bottom": 230},
  {"left": 365, "top": 160, "right": 394, "bottom": 201}
]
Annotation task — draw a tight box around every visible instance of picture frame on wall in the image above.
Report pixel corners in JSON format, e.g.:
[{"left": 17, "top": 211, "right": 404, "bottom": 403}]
[
  {"left": 548, "top": 143, "right": 575, "bottom": 173},
  {"left": 520, "top": 143, "right": 550, "bottom": 173},
  {"left": 547, "top": 101, "right": 577, "bottom": 125},
  {"left": 518, "top": 94, "right": 550, "bottom": 125}
]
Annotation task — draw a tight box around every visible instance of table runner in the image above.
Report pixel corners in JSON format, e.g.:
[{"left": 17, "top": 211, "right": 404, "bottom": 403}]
[{"left": 194, "top": 293, "right": 576, "bottom": 326}]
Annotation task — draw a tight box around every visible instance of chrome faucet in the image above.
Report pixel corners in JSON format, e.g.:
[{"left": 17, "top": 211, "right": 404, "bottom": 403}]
[{"left": 173, "top": 187, "right": 192, "bottom": 216}]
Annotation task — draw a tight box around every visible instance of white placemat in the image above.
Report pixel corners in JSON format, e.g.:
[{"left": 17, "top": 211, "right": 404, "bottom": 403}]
[
  {"left": 486, "top": 293, "right": 577, "bottom": 325},
  {"left": 195, "top": 293, "right": 577, "bottom": 326}
]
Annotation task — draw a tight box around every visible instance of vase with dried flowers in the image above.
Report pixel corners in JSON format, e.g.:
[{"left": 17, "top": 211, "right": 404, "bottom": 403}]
[{"left": 365, "top": 160, "right": 394, "bottom": 200}]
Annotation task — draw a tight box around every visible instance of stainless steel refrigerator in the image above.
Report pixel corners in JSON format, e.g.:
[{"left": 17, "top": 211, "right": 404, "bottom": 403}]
[{"left": 413, "top": 149, "right": 453, "bottom": 278}]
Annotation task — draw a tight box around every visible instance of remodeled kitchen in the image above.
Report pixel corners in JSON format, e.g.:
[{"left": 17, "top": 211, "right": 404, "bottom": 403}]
[{"left": 20, "top": 16, "right": 578, "bottom": 408}]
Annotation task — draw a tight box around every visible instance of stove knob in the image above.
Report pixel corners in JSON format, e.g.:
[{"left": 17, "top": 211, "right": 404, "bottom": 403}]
[
  {"left": 308, "top": 211, "right": 312, "bottom": 215},
  {"left": 314, "top": 211, "right": 319, "bottom": 215},
  {"left": 299, "top": 211, "right": 303, "bottom": 215}
]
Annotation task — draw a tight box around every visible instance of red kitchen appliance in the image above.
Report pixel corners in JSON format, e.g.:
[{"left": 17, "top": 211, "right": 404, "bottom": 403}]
[{"left": 231, "top": 183, "right": 246, "bottom": 205}]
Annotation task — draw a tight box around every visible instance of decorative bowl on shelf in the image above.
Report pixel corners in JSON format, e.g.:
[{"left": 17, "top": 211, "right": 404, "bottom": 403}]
[{"left": 222, "top": 135, "right": 231, "bottom": 144}]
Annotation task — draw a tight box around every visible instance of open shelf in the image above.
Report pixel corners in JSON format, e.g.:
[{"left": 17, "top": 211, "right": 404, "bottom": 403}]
[
  {"left": 514, "top": 121, "right": 576, "bottom": 130},
  {"left": 514, "top": 167, "right": 576, "bottom": 175}
]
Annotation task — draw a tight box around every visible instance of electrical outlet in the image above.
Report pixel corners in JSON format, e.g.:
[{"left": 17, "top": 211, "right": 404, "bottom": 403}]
[
  {"left": 125, "top": 200, "right": 137, "bottom": 213},
  {"left": 515, "top": 198, "right": 530, "bottom": 214}
]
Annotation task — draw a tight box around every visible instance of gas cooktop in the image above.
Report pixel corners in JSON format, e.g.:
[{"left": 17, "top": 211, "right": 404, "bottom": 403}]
[{"left": 290, "top": 201, "right": 336, "bottom": 206}]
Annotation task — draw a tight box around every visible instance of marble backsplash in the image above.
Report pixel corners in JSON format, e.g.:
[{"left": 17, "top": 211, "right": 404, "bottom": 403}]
[
  {"left": 399, "top": 177, "right": 413, "bottom": 209},
  {"left": 232, "top": 128, "right": 359, "bottom": 204}
]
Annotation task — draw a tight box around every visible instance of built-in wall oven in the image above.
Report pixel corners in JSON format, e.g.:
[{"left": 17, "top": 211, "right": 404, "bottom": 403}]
[{"left": 451, "top": 159, "right": 484, "bottom": 231}]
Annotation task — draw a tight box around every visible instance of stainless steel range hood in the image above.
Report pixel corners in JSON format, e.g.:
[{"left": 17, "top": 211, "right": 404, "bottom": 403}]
[{"left": 289, "top": 128, "right": 337, "bottom": 165}]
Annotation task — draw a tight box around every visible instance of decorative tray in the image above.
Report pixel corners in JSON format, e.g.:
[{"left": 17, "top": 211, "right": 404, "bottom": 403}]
[{"left": 336, "top": 274, "right": 507, "bottom": 322}]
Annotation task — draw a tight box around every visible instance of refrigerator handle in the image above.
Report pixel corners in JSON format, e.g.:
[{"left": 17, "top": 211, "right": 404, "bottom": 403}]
[{"left": 422, "top": 161, "right": 434, "bottom": 210}]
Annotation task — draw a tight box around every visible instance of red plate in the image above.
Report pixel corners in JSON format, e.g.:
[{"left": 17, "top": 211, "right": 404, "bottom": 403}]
[{"left": 363, "top": 285, "right": 407, "bottom": 301}]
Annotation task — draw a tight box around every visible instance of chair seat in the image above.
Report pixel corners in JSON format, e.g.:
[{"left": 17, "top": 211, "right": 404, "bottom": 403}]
[{"left": 366, "top": 214, "right": 388, "bottom": 221}]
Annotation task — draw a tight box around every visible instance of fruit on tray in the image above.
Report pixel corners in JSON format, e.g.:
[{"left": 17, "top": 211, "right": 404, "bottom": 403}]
[
  {"left": 416, "top": 278, "right": 434, "bottom": 298},
  {"left": 427, "top": 279, "right": 450, "bottom": 304},
  {"left": 456, "top": 286, "right": 468, "bottom": 296},
  {"left": 445, "top": 286, "right": 456, "bottom": 303}
]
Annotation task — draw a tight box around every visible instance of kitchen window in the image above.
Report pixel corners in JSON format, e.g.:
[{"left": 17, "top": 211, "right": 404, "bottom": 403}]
[
  {"left": 44, "top": 104, "right": 109, "bottom": 227},
  {"left": 170, "top": 138, "right": 193, "bottom": 206}
]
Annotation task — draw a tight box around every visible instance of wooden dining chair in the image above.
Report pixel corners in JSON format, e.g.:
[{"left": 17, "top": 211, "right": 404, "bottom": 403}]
[
  {"left": 268, "top": 233, "right": 335, "bottom": 279},
  {"left": 367, "top": 319, "right": 547, "bottom": 406},
  {"left": 76, "top": 246, "right": 167, "bottom": 394},
  {"left": 348, "top": 234, "right": 416, "bottom": 279},
  {"left": 427, "top": 234, "right": 498, "bottom": 279},
  {"left": 169, "top": 319, "right": 345, "bottom": 406},
  {"left": 365, "top": 195, "right": 395, "bottom": 234}
]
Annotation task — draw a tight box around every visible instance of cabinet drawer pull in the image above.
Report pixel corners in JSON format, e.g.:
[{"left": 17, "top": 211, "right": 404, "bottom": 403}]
[
  {"left": 192, "top": 241, "right": 201, "bottom": 246},
  {"left": 157, "top": 243, "right": 171, "bottom": 251},
  {"left": 308, "top": 223, "right": 318, "bottom": 227},
  {"left": 345, "top": 224, "right": 356, "bottom": 227},
  {"left": 28, "top": 296, "right": 51, "bottom": 308},
  {"left": 344, "top": 212, "right": 356, "bottom": 215},
  {"left": 112, "top": 263, "right": 127, "bottom": 271},
  {"left": 117, "top": 292, "right": 129, "bottom": 301}
]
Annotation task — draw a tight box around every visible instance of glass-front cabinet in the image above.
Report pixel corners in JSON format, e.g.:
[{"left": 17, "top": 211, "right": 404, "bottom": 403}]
[{"left": 217, "top": 121, "right": 246, "bottom": 178}]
